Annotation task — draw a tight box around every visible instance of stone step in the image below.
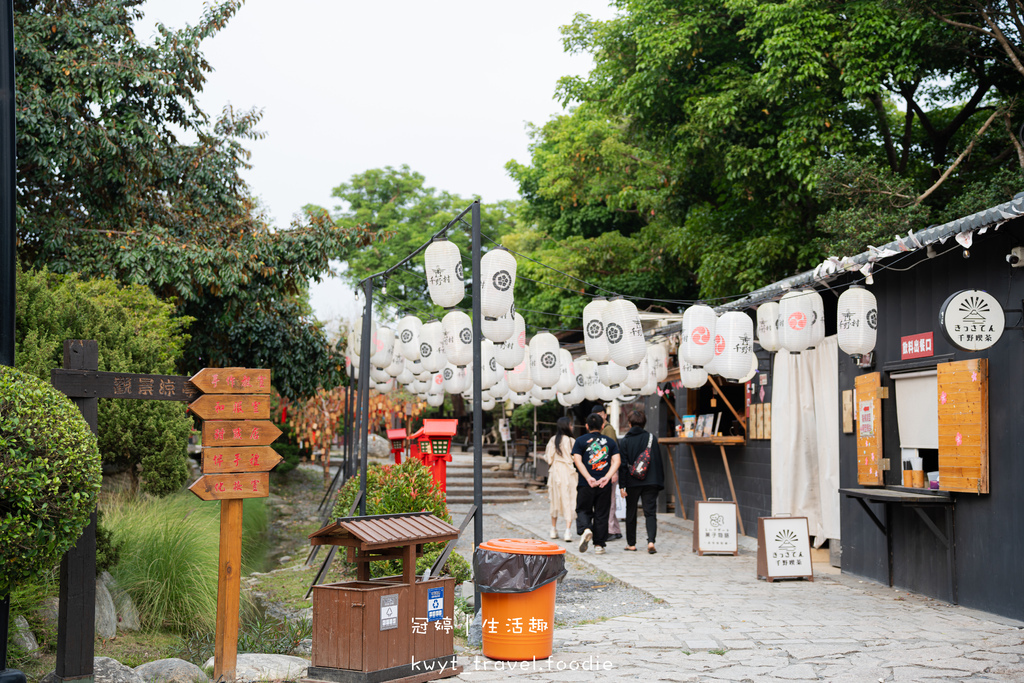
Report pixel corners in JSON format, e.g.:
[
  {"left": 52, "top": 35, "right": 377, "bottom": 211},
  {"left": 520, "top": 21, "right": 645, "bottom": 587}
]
[
  {"left": 445, "top": 487, "right": 530, "bottom": 498},
  {"left": 446, "top": 495, "right": 531, "bottom": 505}
]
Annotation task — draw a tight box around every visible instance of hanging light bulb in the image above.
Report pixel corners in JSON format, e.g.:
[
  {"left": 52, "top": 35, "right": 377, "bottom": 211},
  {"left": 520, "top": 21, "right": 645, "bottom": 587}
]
[
  {"left": 756, "top": 302, "right": 781, "bottom": 352},
  {"left": 495, "top": 313, "right": 526, "bottom": 369},
  {"left": 529, "top": 331, "right": 561, "bottom": 389},
  {"left": 779, "top": 289, "right": 817, "bottom": 353},
  {"left": 396, "top": 315, "right": 423, "bottom": 361},
  {"left": 424, "top": 236, "right": 464, "bottom": 308},
  {"left": 555, "top": 349, "right": 576, "bottom": 394},
  {"left": 583, "top": 297, "right": 611, "bottom": 363},
  {"left": 681, "top": 304, "right": 717, "bottom": 369},
  {"left": 603, "top": 297, "right": 646, "bottom": 369},
  {"left": 442, "top": 309, "right": 473, "bottom": 367},
  {"left": 480, "top": 247, "right": 517, "bottom": 320},
  {"left": 419, "top": 319, "right": 447, "bottom": 373},
  {"left": 837, "top": 285, "right": 877, "bottom": 357},
  {"left": 716, "top": 311, "right": 755, "bottom": 381}
]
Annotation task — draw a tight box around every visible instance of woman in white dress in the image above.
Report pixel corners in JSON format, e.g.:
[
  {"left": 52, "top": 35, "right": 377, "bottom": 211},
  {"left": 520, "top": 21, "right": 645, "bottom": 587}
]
[{"left": 544, "top": 416, "right": 577, "bottom": 541}]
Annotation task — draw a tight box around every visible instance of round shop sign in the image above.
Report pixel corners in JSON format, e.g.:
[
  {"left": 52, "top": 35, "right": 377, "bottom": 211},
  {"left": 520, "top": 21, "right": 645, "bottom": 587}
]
[{"left": 939, "top": 289, "right": 1005, "bottom": 352}]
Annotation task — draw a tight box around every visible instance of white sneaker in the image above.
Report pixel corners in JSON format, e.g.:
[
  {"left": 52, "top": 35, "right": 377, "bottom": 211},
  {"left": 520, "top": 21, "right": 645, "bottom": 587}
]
[
  {"left": 579, "top": 528, "right": 593, "bottom": 553},
  {"left": 550, "top": 527, "right": 558, "bottom": 539},
  {"left": 564, "top": 529, "right": 572, "bottom": 542},
  {"left": 595, "top": 546, "right": 606, "bottom": 555}
]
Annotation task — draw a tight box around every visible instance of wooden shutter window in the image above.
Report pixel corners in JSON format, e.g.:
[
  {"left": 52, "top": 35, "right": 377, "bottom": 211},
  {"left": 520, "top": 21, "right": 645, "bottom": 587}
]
[
  {"left": 936, "top": 358, "right": 989, "bottom": 494},
  {"left": 855, "top": 372, "right": 886, "bottom": 486}
]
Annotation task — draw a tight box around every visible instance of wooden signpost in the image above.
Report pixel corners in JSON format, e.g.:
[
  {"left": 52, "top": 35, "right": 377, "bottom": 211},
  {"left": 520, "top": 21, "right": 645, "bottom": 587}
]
[{"left": 186, "top": 368, "right": 276, "bottom": 683}]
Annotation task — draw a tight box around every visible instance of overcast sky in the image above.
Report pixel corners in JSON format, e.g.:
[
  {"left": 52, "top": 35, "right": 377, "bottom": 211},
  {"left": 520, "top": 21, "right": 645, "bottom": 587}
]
[{"left": 136, "top": 0, "right": 616, "bottom": 328}]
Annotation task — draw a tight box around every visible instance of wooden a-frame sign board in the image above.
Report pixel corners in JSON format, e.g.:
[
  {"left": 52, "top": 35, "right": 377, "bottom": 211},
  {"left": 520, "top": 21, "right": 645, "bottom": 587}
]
[{"left": 52, "top": 346, "right": 275, "bottom": 683}]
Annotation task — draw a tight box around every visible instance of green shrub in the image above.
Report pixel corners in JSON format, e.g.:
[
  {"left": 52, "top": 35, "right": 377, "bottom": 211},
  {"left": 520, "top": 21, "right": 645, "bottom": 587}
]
[
  {"left": 333, "top": 460, "right": 454, "bottom": 578},
  {"left": 95, "top": 509, "right": 122, "bottom": 575},
  {"left": 15, "top": 267, "right": 194, "bottom": 496},
  {"left": 0, "top": 366, "right": 102, "bottom": 596},
  {"left": 105, "top": 493, "right": 268, "bottom": 632},
  {"left": 418, "top": 547, "right": 472, "bottom": 584}
]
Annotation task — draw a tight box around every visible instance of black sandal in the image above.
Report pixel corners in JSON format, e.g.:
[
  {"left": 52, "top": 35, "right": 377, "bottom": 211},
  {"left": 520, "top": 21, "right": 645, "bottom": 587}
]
[
  {"left": 624, "top": 546, "right": 637, "bottom": 551},
  {"left": 648, "top": 545, "right": 657, "bottom": 554}
]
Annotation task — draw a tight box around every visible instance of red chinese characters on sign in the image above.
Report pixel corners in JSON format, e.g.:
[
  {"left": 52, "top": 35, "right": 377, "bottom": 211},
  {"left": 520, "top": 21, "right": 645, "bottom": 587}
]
[{"left": 901, "top": 332, "right": 934, "bottom": 360}]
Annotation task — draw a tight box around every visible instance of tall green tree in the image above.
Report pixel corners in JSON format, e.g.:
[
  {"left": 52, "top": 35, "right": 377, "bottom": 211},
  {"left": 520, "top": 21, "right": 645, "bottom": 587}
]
[{"left": 14, "top": 0, "right": 370, "bottom": 398}]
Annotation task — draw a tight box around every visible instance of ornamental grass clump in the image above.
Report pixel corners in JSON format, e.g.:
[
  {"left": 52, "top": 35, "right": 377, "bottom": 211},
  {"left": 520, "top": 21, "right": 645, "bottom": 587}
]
[
  {"left": 0, "top": 366, "right": 101, "bottom": 596},
  {"left": 333, "top": 459, "right": 457, "bottom": 579}
]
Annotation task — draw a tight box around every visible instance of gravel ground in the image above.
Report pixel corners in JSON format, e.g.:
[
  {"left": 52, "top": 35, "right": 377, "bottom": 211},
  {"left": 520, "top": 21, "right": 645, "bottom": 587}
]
[{"left": 449, "top": 500, "right": 662, "bottom": 628}]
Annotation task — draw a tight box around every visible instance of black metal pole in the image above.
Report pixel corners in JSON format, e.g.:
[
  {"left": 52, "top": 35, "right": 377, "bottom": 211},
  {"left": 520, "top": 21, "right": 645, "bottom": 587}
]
[
  {"left": 357, "top": 278, "right": 374, "bottom": 516},
  {"left": 471, "top": 201, "right": 483, "bottom": 611},
  {"left": 0, "top": 1, "right": 20, "bottom": 679},
  {"left": 343, "top": 377, "right": 351, "bottom": 481}
]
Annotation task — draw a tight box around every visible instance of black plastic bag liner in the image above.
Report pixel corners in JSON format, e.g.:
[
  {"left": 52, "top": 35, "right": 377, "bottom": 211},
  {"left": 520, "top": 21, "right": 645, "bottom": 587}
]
[{"left": 473, "top": 547, "right": 567, "bottom": 594}]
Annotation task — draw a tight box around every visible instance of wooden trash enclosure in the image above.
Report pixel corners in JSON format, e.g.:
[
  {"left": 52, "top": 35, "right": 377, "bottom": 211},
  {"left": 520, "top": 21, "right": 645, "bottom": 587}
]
[{"left": 304, "top": 512, "right": 462, "bottom": 683}]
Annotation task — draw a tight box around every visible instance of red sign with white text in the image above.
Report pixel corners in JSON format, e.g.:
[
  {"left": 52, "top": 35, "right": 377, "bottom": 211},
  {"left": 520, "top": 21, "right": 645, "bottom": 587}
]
[{"left": 901, "top": 332, "right": 934, "bottom": 360}]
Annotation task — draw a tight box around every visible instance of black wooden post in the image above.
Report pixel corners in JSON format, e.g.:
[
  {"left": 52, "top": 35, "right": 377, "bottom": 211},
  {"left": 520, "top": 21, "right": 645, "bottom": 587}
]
[{"left": 55, "top": 340, "right": 98, "bottom": 683}]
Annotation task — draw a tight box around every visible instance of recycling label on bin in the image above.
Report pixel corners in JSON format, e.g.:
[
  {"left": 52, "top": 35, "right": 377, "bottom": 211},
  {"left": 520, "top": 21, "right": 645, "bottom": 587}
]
[
  {"left": 380, "top": 594, "right": 398, "bottom": 631},
  {"left": 427, "top": 587, "right": 444, "bottom": 622}
]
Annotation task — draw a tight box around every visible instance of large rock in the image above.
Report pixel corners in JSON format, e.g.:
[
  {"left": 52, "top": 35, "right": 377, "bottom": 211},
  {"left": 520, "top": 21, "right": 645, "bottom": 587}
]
[
  {"left": 203, "top": 654, "right": 309, "bottom": 682},
  {"left": 34, "top": 596, "right": 60, "bottom": 630},
  {"left": 134, "top": 658, "right": 208, "bottom": 683},
  {"left": 102, "top": 571, "right": 141, "bottom": 631},
  {"left": 95, "top": 657, "right": 146, "bottom": 683},
  {"left": 11, "top": 615, "right": 40, "bottom": 658},
  {"left": 367, "top": 433, "right": 390, "bottom": 459},
  {"left": 95, "top": 578, "right": 118, "bottom": 639}
]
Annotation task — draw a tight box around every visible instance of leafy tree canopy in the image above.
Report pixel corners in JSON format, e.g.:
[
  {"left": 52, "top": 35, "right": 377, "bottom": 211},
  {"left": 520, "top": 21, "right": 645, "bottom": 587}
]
[{"left": 14, "top": 0, "right": 371, "bottom": 398}]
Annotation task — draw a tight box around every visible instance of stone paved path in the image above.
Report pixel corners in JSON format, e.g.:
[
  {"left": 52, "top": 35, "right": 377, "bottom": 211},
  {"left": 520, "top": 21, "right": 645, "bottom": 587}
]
[{"left": 451, "top": 489, "right": 1024, "bottom": 681}]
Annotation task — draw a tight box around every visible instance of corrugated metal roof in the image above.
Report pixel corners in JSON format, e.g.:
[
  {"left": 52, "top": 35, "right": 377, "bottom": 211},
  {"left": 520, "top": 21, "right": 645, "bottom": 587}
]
[{"left": 308, "top": 511, "right": 459, "bottom": 550}]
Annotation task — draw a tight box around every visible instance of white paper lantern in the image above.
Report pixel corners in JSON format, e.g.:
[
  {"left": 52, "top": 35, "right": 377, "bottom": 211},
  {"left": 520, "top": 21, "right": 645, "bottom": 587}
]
[
  {"left": 418, "top": 320, "right": 447, "bottom": 373},
  {"left": 482, "top": 302, "right": 515, "bottom": 343},
  {"left": 481, "top": 340, "right": 500, "bottom": 389},
  {"left": 583, "top": 297, "right": 611, "bottom": 363},
  {"left": 428, "top": 371, "right": 444, "bottom": 396},
  {"left": 624, "top": 353, "right": 649, "bottom": 390},
  {"left": 374, "top": 378, "right": 394, "bottom": 393},
  {"left": 442, "top": 310, "right": 473, "bottom": 367},
  {"left": 487, "top": 372, "right": 509, "bottom": 399},
  {"left": 739, "top": 350, "right": 759, "bottom": 384},
  {"left": 716, "top": 311, "right": 755, "bottom": 381},
  {"left": 495, "top": 313, "right": 526, "bottom": 369},
  {"left": 641, "top": 357, "right": 658, "bottom": 396},
  {"left": 371, "top": 325, "right": 396, "bottom": 368},
  {"left": 397, "top": 366, "right": 416, "bottom": 386},
  {"left": 481, "top": 247, "right": 517, "bottom": 320},
  {"left": 779, "top": 290, "right": 817, "bottom": 353},
  {"left": 481, "top": 395, "right": 496, "bottom": 411},
  {"left": 678, "top": 360, "right": 708, "bottom": 389},
  {"left": 532, "top": 385, "right": 556, "bottom": 402},
  {"left": 529, "top": 395, "right": 544, "bottom": 406},
  {"left": 597, "top": 383, "right": 617, "bottom": 402},
  {"left": 442, "top": 363, "right": 468, "bottom": 394},
  {"left": 604, "top": 298, "right": 646, "bottom": 368},
  {"left": 424, "top": 237, "right": 464, "bottom": 308},
  {"left": 407, "top": 357, "right": 423, "bottom": 377},
  {"left": 598, "top": 360, "right": 628, "bottom": 388},
  {"left": 809, "top": 290, "right": 825, "bottom": 349},
  {"left": 353, "top": 315, "right": 376, "bottom": 355},
  {"left": 756, "top": 302, "right": 781, "bottom": 352},
  {"left": 370, "top": 365, "right": 390, "bottom": 383},
  {"left": 507, "top": 357, "right": 533, "bottom": 394},
  {"left": 529, "top": 331, "right": 561, "bottom": 389},
  {"left": 681, "top": 304, "right": 717, "bottom": 368},
  {"left": 511, "top": 391, "right": 531, "bottom": 406},
  {"left": 837, "top": 285, "right": 877, "bottom": 356},
  {"left": 385, "top": 345, "right": 405, "bottom": 377},
  {"left": 557, "top": 392, "right": 576, "bottom": 407},
  {"left": 555, "top": 349, "right": 576, "bottom": 394},
  {"left": 650, "top": 342, "right": 669, "bottom": 382},
  {"left": 396, "top": 315, "right": 423, "bottom": 361},
  {"left": 576, "top": 359, "right": 598, "bottom": 402},
  {"left": 427, "top": 393, "right": 445, "bottom": 407}
]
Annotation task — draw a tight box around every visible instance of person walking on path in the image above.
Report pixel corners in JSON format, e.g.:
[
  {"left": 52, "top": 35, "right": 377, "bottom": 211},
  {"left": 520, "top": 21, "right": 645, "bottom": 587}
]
[
  {"left": 572, "top": 412, "right": 620, "bottom": 555},
  {"left": 617, "top": 409, "right": 665, "bottom": 554},
  {"left": 544, "top": 416, "right": 578, "bottom": 541},
  {"left": 591, "top": 404, "right": 623, "bottom": 541}
]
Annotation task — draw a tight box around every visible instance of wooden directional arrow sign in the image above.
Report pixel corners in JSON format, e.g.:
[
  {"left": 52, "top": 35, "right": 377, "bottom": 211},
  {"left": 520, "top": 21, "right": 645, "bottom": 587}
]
[
  {"left": 201, "top": 447, "right": 282, "bottom": 474},
  {"left": 190, "top": 368, "right": 271, "bottom": 395},
  {"left": 189, "top": 394, "right": 271, "bottom": 421},
  {"left": 189, "top": 472, "right": 270, "bottom": 500},
  {"left": 201, "top": 420, "right": 282, "bottom": 448}
]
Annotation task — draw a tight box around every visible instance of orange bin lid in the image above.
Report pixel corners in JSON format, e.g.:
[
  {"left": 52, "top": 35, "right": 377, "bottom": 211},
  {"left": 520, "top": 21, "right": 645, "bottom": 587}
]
[{"left": 478, "top": 538, "right": 566, "bottom": 556}]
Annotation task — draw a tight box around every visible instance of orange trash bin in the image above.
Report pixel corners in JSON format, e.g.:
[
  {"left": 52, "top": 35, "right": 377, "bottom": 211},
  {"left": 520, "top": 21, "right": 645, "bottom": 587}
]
[{"left": 475, "top": 538, "right": 567, "bottom": 661}]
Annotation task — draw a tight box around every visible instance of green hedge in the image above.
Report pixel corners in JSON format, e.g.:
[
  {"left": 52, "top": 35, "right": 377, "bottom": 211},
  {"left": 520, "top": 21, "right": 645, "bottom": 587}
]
[{"left": 0, "top": 366, "right": 102, "bottom": 595}]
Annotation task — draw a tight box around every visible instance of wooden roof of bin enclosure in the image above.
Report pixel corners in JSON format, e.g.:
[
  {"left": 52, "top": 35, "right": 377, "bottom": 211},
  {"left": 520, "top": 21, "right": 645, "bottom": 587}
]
[{"left": 308, "top": 511, "right": 459, "bottom": 551}]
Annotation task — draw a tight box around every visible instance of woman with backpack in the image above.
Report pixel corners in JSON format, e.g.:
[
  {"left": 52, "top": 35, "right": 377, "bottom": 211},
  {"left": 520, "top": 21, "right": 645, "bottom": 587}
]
[
  {"left": 544, "top": 416, "right": 578, "bottom": 541},
  {"left": 617, "top": 409, "right": 665, "bottom": 553}
]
